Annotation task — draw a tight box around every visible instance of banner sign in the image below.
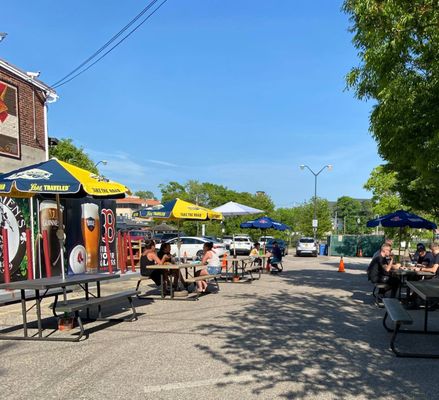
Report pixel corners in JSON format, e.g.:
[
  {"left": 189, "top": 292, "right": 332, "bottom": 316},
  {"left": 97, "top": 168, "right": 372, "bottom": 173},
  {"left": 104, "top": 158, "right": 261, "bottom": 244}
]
[
  {"left": 0, "top": 81, "right": 20, "bottom": 158},
  {"left": 64, "top": 198, "right": 117, "bottom": 275},
  {"left": 0, "top": 196, "right": 29, "bottom": 282}
]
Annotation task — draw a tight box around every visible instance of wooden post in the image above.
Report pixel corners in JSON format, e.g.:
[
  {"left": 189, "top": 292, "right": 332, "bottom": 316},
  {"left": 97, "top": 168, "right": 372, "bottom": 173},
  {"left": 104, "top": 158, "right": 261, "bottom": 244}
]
[
  {"left": 2, "top": 228, "right": 11, "bottom": 283},
  {"left": 26, "top": 229, "right": 34, "bottom": 280},
  {"left": 118, "top": 232, "right": 125, "bottom": 274},
  {"left": 127, "top": 234, "right": 135, "bottom": 272}
]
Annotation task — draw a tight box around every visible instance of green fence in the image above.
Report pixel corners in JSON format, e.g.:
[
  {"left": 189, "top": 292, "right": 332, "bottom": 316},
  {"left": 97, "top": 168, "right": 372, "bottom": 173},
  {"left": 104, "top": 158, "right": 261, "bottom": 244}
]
[{"left": 327, "top": 234, "right": 384, "bottom": 257}]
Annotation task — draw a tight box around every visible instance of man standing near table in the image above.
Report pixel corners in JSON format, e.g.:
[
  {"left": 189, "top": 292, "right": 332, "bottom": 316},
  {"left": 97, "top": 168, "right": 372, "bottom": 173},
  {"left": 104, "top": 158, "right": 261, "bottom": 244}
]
[{"left": 367, "top": 243, "right": 400, "bottom": 297}]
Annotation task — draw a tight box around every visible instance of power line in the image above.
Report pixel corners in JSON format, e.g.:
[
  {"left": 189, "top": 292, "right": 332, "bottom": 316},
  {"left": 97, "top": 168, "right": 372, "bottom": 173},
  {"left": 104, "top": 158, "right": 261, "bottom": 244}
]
[{"left": 52, "top": 0, "right": 168, "bottom": 89}]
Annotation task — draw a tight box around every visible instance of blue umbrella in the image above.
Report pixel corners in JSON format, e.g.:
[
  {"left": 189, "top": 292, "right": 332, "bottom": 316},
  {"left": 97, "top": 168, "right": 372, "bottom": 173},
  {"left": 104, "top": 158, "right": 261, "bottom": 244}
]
[
  {"left": 240, "top": 216, "right": 291, "bottom": 231},
  {"left": 366, "top": 210, "right": 437, "bottom": 230}
]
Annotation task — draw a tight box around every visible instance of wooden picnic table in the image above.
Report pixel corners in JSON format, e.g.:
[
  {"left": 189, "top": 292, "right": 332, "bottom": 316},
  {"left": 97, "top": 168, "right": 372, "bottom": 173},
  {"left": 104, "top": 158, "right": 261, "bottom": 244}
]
[
  {"left": 407, "top": 279, "right": 439, "bottom": 333},
  {"left": 145, "top": 262, "right": 203, "bottom": 299},
  {"left": 391, "top": 268, "right": 434, "bottom": 301},
  {"left": 0, "top": 273, "right": 128, "bottom": 342}
]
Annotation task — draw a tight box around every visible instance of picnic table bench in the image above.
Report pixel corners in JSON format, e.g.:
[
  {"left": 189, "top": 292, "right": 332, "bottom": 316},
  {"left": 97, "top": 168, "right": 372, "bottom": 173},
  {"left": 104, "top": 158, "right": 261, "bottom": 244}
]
[
  {"left": 0, "top": 273, "right": 135, "bottom": 342},
  {"left": 50, "top": 290, "right": 139, "bottom": 341},
  {"left": 383, "top": 298, "right": 439, "bottom": 358}
]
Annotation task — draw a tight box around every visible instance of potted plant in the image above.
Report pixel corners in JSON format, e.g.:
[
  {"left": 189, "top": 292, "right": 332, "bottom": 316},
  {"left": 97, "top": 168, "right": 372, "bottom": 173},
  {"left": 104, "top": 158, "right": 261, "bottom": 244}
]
[{"left": 58, "top": 313, "right": 74, "bottom": 331}]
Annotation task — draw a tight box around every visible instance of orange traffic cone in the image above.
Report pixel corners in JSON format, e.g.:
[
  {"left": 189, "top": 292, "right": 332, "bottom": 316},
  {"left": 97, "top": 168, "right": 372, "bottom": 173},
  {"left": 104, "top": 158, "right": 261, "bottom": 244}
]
[
  {"left": 338, "top": 256, "right": 345, "bottom": 273},
  {"left": 359, "top": 248, "right": 363, "bottom": 257},
  {"left": 222, "top": 253, "right": 228, "bottom": 269}
]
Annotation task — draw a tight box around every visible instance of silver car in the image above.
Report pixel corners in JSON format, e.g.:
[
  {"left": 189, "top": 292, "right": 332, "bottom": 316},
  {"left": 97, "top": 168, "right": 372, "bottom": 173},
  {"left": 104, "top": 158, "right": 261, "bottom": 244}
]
[{"left": 296, "top": 237, "right": 318, "bottom": 257}]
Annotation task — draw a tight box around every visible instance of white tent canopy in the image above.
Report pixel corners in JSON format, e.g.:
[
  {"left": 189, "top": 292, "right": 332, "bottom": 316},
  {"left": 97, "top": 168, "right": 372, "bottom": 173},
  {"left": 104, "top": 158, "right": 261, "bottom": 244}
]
[{"left": 213, "top": 201, "right": 263, "bottom": 216}]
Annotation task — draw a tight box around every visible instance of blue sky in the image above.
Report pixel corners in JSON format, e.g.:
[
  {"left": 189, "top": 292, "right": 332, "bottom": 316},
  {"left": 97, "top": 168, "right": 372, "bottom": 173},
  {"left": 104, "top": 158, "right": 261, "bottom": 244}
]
[{"left": 2, "top": 1, "right": 382, "bottom": 207}]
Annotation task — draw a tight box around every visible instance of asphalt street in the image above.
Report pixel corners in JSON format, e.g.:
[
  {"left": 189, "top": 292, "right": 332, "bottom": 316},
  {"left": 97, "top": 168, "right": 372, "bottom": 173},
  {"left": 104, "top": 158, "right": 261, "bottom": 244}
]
[{"left": 1, "top": 255, "right": 439, "bottom": 399}]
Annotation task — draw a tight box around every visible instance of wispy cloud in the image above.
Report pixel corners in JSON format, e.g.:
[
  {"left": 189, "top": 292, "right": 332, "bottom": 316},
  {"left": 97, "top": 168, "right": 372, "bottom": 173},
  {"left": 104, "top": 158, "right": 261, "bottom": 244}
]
[{"left": 147, "top": 159, "right": 180, "bottom": 168}]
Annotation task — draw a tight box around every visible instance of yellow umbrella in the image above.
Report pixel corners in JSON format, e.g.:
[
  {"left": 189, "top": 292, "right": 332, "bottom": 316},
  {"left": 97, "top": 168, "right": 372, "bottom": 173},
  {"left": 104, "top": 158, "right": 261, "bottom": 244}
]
[
  {"left": 133, "top": 198, "right": 222, "bottom": 261},
  {"left": 0, "top": 158, "right": 130, "bottom": 280},
  {"left": 133, "top": 198, "right": 222, "bottom": 221}
]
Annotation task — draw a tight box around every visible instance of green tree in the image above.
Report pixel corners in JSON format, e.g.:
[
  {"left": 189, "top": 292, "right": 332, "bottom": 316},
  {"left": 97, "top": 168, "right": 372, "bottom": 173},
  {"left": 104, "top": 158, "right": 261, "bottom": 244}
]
[
  {"left": 134, "top": 190, "right": 156, "bottom": 200},
  {"left": 49, "top": 138, "right": 98, "bottom": 174},
  {"left": 363, "top": 165, "right": 403, "bottom": 216},
  {"left": 295, "top": 198, "right": 332, "bottom": 239},
  {"left": 335, "top": 196, "right": 363, "bottom": 234},
  {"left": 344, "top": 1, "right": 439, "bottom": 217}
]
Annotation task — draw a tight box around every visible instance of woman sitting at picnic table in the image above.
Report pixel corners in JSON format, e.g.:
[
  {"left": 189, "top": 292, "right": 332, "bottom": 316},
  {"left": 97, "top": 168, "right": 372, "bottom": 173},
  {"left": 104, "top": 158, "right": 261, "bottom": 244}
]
[
  {"left": 250, "top": 242, "right": 262, "bottom": 266},
  {"left": 140, "top": 239, "right": 164, "bottom": 284},
  {"left": 140, "top": 240, "right": 183, "bottom": 293},
  {"left": 196, "top": 242, "right": 221, "bottom": 294}
]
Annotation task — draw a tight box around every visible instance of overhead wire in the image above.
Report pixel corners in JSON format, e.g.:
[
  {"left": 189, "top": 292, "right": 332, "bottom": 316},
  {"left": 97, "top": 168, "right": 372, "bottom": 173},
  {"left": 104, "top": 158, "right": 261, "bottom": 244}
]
[{"left": 51, "top": 0, "right": 168, "bottom": 89}]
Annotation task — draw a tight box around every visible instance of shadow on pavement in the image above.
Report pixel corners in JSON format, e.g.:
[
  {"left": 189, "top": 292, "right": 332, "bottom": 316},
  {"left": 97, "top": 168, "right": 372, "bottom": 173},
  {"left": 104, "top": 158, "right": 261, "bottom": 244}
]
[{"left": 195, "top": 265, "right": 439, "bottom": 398}]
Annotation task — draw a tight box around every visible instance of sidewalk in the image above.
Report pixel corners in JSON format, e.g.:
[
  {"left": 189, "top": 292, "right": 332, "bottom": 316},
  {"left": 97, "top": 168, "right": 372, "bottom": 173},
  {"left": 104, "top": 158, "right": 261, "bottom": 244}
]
[{"left": 1, "top": 256, "right": 438, "bottom": 399}]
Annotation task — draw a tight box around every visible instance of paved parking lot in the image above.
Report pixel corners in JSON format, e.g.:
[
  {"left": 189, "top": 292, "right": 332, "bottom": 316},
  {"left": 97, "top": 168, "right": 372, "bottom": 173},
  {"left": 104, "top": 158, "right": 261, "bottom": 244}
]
[{"left": 1, "top": 255, "right": 439, "bottom": 399}]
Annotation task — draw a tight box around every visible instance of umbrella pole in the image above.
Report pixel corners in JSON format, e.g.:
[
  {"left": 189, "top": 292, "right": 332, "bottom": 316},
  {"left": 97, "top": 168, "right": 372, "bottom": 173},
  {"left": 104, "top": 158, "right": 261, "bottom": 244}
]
[
  {"left": 55, "top": 194, "right": 66, "bottom": 281},
  {"left": 177, "top": 220, "right": 181, "bottom": 263},
  {"left": 398, "top": 226, "right": 402, "bottom": 261},
  {"left": 29, "top": 198, "right": 36, "bottom": 279}
]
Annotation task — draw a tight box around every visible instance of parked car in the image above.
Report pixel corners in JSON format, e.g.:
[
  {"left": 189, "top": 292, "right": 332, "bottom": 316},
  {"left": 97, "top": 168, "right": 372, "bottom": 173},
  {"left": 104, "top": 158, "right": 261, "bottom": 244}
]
[
  {"left": 222, "top": 235, "right": 234, "bottom": 247},
  {"left": 127, "top": 230, "right": 151, "bottom": 242},
  {"left": 159, "top": 236, "right": 228, "bottom": 260},
  {"left": 259, "top": 235, "right": 274, "bottom": 247},
  {"left": 159, "top": 232, "right": 182, "bottom": 243},
  {"left": 203, "top": 236, "right": 229, "bottom": 250},
  {"left": 229, "top": 235, "right": 253, "bottom": 255},
  {"left": 265, "top": 239, "right": 288, "bottom": 256},
  {"left": 296, "top": 237, "right": 318, "bottom": 257}
]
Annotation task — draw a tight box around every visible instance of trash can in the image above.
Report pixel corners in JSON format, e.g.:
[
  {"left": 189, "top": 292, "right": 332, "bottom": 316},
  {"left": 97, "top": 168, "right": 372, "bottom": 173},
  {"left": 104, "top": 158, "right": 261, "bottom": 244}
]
[{"left": 319, "top": 244, "right": 326, "bottom": 256}]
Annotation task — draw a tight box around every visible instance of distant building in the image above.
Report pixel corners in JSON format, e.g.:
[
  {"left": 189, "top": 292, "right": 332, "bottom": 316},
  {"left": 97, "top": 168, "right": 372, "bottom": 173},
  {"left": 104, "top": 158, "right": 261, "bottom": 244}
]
[
  {"left": 0, "top": 58, "right": 58, "bottom": 173},
  {"left": 116, "top": 196, "right": 161, "bottom": 219}
]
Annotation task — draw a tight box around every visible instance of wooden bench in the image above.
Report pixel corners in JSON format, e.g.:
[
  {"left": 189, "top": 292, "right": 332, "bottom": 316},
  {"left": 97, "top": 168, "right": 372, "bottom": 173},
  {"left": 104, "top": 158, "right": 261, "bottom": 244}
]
[
  {"left": 0, "top": 288, "right": 73, "bottom": 307},
  {"left": 184, "top": 274, "right": 220, "bottom": 300},
  {"left": 383, "top": 298, "right": 439, "bottom": 358},
  {"left": 373, "top": 283, "right": 391, "bottom": 307},
  {"left": 243, "top": 260, "right": 262, "bottom": 280},
  {"left": 50, "top": 290, "right": 139, "bottom": 340},
  {"left": 383, "top": 298, "right": 415, "bottom": 357}
]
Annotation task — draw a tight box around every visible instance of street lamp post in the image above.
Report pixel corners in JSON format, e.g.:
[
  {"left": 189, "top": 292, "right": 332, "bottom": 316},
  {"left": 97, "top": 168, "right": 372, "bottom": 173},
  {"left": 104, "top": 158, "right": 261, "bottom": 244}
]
[
  {"left": 94, "top": 160, "right": 108, "bottom": 169},
  {"left": 300, "top": 164, "right": 332, "bottom": 241}
]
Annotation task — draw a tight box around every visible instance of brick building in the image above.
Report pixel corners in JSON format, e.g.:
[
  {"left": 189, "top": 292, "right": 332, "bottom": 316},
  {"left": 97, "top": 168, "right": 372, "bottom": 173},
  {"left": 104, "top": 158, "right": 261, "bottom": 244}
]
[{"left": 0, "top": 58, "right": 57, "bottom": 173}]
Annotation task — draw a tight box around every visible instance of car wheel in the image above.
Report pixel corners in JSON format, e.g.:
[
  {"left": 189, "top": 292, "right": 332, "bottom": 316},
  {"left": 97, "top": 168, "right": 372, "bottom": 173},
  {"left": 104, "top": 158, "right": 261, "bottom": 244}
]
[{"left": 196, "top": 250, "right": 204, "bottom": 260}]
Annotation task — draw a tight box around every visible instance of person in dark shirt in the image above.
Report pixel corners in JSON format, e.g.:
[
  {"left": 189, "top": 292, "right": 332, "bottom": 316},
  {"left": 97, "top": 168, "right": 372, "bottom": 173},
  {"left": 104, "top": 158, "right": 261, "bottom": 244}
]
[
  {"left": 267, "top": 241, "right": 283, "bottom": 272},
  {"left": 367, "top": 243, "right": 400, "bottom": 297},
  {"left": 414, "top": 244, "right": 434, "bottom": 268},
  {"left": 417, "top": 243, "right": 439, "bottom": 276}
]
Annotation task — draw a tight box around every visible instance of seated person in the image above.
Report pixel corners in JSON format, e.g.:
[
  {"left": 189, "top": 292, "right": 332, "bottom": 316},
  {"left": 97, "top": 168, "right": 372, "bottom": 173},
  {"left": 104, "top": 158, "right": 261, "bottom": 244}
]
[
  {"left": 140, "top": 239, "right": 164, "bottom": 287},
  {"left": 413, "top": 243, "right": 434, "bottom": 268},
  {"left": 196, "top": 242, "right": 220, "bottom": 294},
  {"left": 415, "top": 243, "right": 439, "bottom": 275},
  {"left": 249, "top": 242, "right": 262, "bottom": 266},
  {"left": 373, "top": 239, "right": 394, "bottom": 259},
  {"left": 267, "top": 241, "right": 283, "bottom": 272},
  {"left": 367, "top": 243, "right": 400, "bottom": 297},
  {"left": 157, "top": 242, "right": 183, "bottom": 290}
]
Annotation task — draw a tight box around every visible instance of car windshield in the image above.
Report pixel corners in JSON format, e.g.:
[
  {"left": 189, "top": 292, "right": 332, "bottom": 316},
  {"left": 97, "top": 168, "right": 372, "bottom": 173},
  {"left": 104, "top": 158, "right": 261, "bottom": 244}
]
[
  {"left": 299, "top": 238, "right": 315, "bottom": 243},
  {"left": 234, "top": 238, "right": 250, "bottom": 242}
]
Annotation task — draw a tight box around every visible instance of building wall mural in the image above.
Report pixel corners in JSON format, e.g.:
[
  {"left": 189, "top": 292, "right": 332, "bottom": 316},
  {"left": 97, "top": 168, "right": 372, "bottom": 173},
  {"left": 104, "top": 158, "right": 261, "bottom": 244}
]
[{"left": 0, "top": 81, "right": 20, "bottom": 158}]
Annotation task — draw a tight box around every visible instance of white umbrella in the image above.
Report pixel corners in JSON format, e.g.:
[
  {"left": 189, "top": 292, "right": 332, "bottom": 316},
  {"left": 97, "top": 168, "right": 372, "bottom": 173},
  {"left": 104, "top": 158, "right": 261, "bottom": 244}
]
[{"left": 213, "top": 201, "right": 263, "bottom": 256}]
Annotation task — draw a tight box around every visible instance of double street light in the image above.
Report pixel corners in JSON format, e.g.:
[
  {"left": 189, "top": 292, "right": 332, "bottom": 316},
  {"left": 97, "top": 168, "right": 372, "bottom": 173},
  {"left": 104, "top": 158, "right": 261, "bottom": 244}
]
[{"left": 300, "top": 164, "right": 333, "bottom": 240}]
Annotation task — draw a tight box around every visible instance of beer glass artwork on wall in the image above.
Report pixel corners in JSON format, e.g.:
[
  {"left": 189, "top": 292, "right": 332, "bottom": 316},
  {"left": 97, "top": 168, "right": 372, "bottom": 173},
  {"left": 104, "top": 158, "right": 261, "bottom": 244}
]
[
  {"left": 39, "top": 200, "right": 63, "bottom": 276},
  {"left": 81, "top": 203, "right": 100, "bottom": 273}
]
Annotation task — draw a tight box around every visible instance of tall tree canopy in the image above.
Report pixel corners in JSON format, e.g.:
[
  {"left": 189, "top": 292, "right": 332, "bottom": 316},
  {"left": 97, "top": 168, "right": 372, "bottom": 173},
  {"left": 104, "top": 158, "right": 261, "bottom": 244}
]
[
  {"left": 49, "top": 138, "right": 98, "bottom": 174},
  {"left": 344, "top": 1, "right": 439, "bottom": 216},
  {"left": 134, "top": 190, "right": 156, "bottom": 200}
]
